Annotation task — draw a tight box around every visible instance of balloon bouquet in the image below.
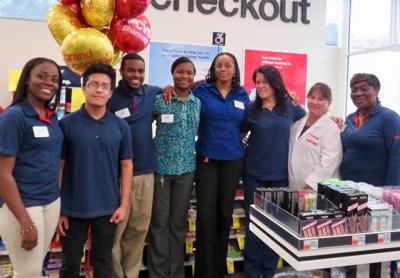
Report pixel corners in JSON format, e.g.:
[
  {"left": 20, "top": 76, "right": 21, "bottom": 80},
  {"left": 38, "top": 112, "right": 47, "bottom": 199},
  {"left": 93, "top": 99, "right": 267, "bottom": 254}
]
[{"left": 48, "top": 0, "right": 152, "bottom": 75}]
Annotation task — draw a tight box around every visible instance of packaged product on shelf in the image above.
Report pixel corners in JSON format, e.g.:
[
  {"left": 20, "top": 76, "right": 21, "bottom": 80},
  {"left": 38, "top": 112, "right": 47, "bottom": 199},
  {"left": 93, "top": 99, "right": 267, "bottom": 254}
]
[
  {"left": 299, "top": 209, "right": 346, "bottom": 238},
  {"left": 299, "top": 211, "right": 320, "bottom": 238},
  {"left": 331, "top": 218, "right": 346, "bottom": 236},
  {"left": 298, "top": 191, "right": 317, "bottom": 213},
  {"left": 329, "top": 210, "right": 347, "bottom": 236},
  {"left": 0, "top": 256, "right": 12, "bottom": 278},
  {"left": 356, "top": 193, "right": 369, "bottom": 233},
  {"left": 316, "top": 219, "right": 332, "bottom": 237},
  {"left": 368, "top": 203, "right": 393, "bottom": 232},
  {"left": 383, "top": 187, "right": 400, "bottom": 213},
  {"left": 342, "top": 192, "right": 359, "bottom": 233}
]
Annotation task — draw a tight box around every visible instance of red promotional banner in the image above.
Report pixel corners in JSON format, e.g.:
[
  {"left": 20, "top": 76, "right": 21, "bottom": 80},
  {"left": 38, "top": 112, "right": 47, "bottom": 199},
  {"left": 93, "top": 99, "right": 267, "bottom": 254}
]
[{"left": 244, "top": 49, "right": 307, "bottom": 105}]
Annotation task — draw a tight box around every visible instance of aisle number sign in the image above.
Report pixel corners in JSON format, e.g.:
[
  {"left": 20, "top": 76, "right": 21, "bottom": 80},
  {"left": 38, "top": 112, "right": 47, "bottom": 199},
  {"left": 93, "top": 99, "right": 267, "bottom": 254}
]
[
  {"left": 237, "top": 237, "right": 245, "bottom": 250},
  {"left": 188, "top": 218, "right": 196, "bottom": 232},
  {"left": 226, "top": 258, "right": 235, "bottom": 274},
  {"left": 232, "top": 217, "right": 240, "bottom": 228},
  {"left": 185, "top": 239, "right": 193, "bottom": 254}
]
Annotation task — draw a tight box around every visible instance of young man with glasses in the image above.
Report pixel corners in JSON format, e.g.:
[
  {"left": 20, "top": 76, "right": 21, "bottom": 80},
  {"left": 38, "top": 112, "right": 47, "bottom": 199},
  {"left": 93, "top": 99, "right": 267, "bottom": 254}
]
[
  {"left": 57, "top": 64, "right": 133, "bottom": 278},
  {"left": 108, "top": 53, "right": 162, "bottom": 278}
]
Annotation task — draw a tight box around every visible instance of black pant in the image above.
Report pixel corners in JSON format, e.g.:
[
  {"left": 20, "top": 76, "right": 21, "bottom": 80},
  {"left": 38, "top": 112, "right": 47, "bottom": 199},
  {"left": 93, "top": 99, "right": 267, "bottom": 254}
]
[
  {"left": 60, "top": 216, "right": 117, "bottom": 278},
  {"left": 194, "top": 154, "right": 244, "bottom": 278}
]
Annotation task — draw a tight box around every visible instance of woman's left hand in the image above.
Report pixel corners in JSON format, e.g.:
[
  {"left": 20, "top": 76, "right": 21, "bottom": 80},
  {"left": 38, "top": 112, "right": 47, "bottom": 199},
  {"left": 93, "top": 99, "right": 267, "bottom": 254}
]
[
  {"left": 20, "top": 224, "right": 38, "bottom": 251},
  {"left": 330, "top": 116, "right": 344, "bottom": 129},
  {"left": 289, "top": 91, "right": 299, "bottom": 106},
  {"left": 162, "top": 86, "right": 175, "bottom": 104}
]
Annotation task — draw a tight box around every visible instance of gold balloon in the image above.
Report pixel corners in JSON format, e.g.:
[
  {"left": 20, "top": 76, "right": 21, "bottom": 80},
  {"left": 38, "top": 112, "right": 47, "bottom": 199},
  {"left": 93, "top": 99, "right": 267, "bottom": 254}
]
[
  {"left": 81, "top": 0, "right": 114, "bottom": 29},
  {"left": 112, "top": 49, "right": 123, "bottom": 66},
  {"left": 62, "top": 28, "right": 114, "bottom": 75},
  {"left": 47, "top": 5, "right": 81, "bottom": 45}
]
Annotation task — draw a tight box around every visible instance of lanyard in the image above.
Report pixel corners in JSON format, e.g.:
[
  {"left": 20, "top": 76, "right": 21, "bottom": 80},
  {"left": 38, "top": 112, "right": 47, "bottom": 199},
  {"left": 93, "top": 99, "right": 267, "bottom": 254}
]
[{"left": 131, "top": 95, "right": 142, "bottom": 113}]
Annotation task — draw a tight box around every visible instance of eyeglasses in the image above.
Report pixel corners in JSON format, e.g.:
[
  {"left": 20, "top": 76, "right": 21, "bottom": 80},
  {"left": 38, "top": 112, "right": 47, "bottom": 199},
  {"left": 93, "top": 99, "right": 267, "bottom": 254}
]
[
  {"left": 215, "top": 63, "right": 235, "bottom": 70},
  {"left": 86, "top": 81, "right": 112, "bottom": 91}
]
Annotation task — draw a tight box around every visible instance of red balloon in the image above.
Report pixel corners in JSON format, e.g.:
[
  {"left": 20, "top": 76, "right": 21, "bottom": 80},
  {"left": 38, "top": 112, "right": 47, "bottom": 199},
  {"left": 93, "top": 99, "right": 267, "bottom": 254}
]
[
  {"left": 77, "top": 11, "right": 90, "bottom": 27},
  {"left": 60, "top": 1, "right": 89, "bottom": 28},
  {"left": 115, "top": 0, "right": 151, "bottom": 19},
  {"left": 59, "top": 0, "right": 79, "bottom": 5},
  {"left": 109, "top": 15, "right": 151, "bottom": 53},
  {"left": 67, "top": 2, "right": 80, "bottom": 15}
]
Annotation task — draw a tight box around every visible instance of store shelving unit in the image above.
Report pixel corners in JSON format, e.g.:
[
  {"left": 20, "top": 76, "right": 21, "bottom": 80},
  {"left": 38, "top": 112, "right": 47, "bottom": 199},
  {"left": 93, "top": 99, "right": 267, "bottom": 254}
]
[
  {"left": 249, "top": 195, "right": 400, "bottom": 272},
  {"left": 0, "top": 181, "right": 247, "bottom": 277},
  {"left": 140, "top": 181, "right": 246, "bottom": 276}
]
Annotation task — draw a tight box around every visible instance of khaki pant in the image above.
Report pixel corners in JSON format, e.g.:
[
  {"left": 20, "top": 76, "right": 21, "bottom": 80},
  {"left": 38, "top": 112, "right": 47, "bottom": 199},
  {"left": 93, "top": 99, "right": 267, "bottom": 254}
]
[{"left": 112, "top": 173, "right": 154, "bottom": 278}]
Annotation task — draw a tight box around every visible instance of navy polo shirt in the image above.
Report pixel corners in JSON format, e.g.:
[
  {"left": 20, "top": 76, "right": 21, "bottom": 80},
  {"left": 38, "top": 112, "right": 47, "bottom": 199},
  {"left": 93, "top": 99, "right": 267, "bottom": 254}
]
[
  {"left": 242, "top": 98, "right": 305, "bottom": 181},
  {"left": 60, "top": 107, "right": 132, "bottom": 218},
  {"left": 341, "top": 103, "right": 400, "bottom": 186},
  {"left": 108, "top": 81, "right": 161, "bottom": 175},
  {"left": 0, "top": 101, "right": 62, "bottom": 208},
  {"left": 193, "top": 83, "right": 250, "bottom": 160}
]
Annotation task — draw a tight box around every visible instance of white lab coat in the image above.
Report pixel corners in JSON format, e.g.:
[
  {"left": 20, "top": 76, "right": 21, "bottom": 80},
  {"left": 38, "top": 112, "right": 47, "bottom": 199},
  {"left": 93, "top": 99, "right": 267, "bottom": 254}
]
[{"left": 288, "top": 114, "right": 342, "bottom": 191}]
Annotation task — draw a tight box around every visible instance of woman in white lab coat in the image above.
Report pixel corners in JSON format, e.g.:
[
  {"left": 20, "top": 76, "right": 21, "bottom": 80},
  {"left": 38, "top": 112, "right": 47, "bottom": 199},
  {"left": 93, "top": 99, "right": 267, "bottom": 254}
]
[{"left": 288, "top": 82, "right": 342, "bottom": 191}]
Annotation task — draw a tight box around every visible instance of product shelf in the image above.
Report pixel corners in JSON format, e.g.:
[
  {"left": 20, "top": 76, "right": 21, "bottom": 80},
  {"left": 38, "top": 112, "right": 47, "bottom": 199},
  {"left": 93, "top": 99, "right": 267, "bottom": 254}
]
[{"left": 250, "top": 193, "right": 400, "bottom": 271}]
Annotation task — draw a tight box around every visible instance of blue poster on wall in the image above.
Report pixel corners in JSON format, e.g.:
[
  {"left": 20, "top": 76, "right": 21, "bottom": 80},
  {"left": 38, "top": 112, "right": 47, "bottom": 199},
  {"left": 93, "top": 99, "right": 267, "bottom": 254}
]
[
  {"left": 148, "top": 42, "right": 220, "bottom": 87},
  {"left": 0, "top": 0, "right": 57, "bottom": 20}
]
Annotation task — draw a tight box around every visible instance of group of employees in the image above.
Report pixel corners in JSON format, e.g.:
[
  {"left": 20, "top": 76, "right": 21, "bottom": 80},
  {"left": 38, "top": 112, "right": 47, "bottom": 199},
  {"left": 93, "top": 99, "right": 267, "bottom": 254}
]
[{"left": 0, "top": 52, "right": 399, "bottom": 278}]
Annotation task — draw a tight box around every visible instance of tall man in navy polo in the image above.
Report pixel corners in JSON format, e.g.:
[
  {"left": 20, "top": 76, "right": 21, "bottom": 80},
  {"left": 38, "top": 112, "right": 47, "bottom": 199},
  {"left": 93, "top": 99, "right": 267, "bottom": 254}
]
[
  {"left": 57, "top": 64, "right": 133, "bottom": 278},
  {"left": 108, "top": 53, "right": 162, "bottom": 278}
]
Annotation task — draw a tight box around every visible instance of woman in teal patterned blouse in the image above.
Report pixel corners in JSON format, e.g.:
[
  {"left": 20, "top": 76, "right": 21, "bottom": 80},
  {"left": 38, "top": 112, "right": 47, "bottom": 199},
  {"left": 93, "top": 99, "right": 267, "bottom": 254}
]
[{"left": 147, "top": 57, "right": 201, "bottom": 278}]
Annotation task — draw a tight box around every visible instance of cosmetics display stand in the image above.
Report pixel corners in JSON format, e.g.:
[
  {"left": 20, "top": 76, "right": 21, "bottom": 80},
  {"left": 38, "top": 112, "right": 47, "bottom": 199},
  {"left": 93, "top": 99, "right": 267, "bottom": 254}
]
[{"left": 249, "top": 193, "right": 400, "bottom": 271}]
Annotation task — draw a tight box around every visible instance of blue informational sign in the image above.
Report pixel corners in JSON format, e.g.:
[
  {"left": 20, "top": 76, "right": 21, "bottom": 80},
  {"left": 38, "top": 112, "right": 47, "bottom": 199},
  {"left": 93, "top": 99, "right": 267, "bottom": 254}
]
[
  {"left": 0, "top": 0, "right": 57, "bottom": 20},
  {"left": 148, "top": 42, "right": 220, "bottom": 87}
]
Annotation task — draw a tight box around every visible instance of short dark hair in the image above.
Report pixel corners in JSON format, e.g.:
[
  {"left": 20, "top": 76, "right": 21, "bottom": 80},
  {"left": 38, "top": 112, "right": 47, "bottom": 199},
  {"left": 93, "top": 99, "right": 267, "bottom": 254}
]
[
  {"left": 12, "top": 57, "right": 62, "bottom": 110},
  {"left": 251, "top": 65, "right": 288, "bottom": 116},
  {"left": 82, "top": 64, "right": 116, "bottom": 90},
  {"left": 170, "top": 57, "right": 196, "bottom": 74},
  {"left": 350, "top": 73, "right": 380, "bottom": 91},
  {"left": 120, "top": 53, "right": 145, "bottom": 70},
  {"left": 307, "top": 82, "right": 332, "bottom": 103},
  {"left": 206, "top": 52, "right": 241, "bottom": 90}
]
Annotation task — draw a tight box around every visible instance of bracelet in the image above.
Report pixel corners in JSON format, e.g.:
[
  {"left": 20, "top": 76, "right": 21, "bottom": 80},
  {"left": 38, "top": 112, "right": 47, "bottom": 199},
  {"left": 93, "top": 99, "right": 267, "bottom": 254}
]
[{"left": 20, "top": 223, "right": 35, "bottom": 235}]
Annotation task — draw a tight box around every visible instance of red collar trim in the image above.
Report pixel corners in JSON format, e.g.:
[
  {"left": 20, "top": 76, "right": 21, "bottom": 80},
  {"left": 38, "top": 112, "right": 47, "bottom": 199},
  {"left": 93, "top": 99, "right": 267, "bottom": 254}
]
[
  {"left": 38, "top": 109, "right": 54, "bottom": 125},
  {"left": 352, "top": 111, "right": 369, "bottom": 128}
]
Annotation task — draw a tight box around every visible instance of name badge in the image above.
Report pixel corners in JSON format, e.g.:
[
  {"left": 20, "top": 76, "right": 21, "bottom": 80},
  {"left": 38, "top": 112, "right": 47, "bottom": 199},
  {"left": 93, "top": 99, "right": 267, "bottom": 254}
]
[
  {"left": 234, "top": 100, "right": 245, "bottom": 110},
  {"left": 33, "top": 126, "right": 49, "bottom": 138},
  {"left": 161, "top": 114, "right": 174, "bottom": 123},
  {"left": 115, "top": 108, "right": 131, "bottom": 119}
]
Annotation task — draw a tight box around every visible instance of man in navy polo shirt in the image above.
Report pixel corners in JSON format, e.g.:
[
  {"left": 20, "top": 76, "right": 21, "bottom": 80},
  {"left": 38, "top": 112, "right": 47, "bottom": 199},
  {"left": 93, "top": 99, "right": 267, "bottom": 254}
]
[
  {"left": 108, "top": 53, "right": 161, "bottom": 278},
  {"left": 57, "top": 64, "right": 133, "bottom": 278}
]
